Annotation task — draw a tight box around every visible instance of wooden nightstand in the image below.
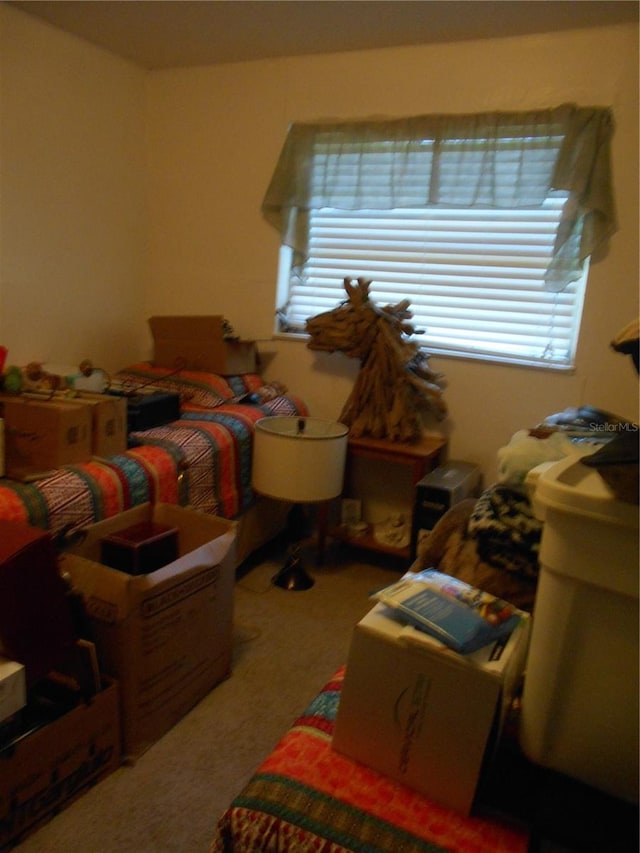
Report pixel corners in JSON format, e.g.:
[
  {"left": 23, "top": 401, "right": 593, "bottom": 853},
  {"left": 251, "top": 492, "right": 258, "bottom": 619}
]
[{"left": 318, "top": 434, "right": 446, "bottom": 561}]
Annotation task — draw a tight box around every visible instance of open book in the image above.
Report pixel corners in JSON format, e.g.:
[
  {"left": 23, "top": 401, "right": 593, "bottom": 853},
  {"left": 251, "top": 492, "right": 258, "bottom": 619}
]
[{"left": 371, "top": 569, "right": 523, "bottom": 654}]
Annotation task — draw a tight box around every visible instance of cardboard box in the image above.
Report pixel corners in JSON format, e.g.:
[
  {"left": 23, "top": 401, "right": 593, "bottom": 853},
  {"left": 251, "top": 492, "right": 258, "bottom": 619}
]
[
  {"left": 0, "top": 396, "right": 93, "bottom": 479},
  {"left": 332, "top": 603, "right": 530, "bottom": 815},
  {"left": 0, "top": 679, "right": 120, "bottom": 850},
  {"left": 68, "top": 392, "right": 128, "bottom": 458},
  {"left": 149, "top": 315, "right": 257, "bottom": 375},
  {"left": 62, "top": 503, "right": 237, "bottom": 759},
  {"left": 0, "top": 658, "right": 26, "bottom": 724}
]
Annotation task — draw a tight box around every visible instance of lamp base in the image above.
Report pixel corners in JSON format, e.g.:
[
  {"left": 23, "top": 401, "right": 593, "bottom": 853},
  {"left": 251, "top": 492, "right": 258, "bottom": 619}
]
[{"left": 272, "top": 543, "right": 314, "bottom": 591}]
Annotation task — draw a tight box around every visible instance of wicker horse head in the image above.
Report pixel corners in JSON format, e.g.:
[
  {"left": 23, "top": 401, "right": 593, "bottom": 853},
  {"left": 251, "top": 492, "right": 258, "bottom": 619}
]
[{"left": 306, "top": 278, "right": 447, "bottom": 442}]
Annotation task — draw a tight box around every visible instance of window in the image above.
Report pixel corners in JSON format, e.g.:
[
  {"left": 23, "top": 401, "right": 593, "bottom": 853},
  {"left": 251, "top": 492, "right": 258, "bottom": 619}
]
[
  {"left": 280, "top": 200, "right": 588, "bottom": 368},
  {"left": 263, "top": 107, "right": 615, "bottom": 370}
]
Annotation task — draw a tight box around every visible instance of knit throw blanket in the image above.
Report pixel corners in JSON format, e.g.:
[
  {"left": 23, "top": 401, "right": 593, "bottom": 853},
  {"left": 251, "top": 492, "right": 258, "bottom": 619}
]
[{"left": 468, "top": 486, "right": 542, "bottom": 580}]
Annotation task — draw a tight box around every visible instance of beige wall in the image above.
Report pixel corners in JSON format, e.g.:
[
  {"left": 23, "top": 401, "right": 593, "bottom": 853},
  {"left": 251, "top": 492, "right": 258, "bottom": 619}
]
[
  {"left": 1, "top": 5, "right": 638, "bottom": 481},
  {"left": 145, "top": 23, "right": 639, "bottom": 479},
  {"left": 0, "top": 4, "right": 147, "bottom": 373}
]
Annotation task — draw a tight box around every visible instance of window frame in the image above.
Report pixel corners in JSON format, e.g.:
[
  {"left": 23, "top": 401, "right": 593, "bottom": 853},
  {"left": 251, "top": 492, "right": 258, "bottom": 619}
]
[{"left": 262, "top": 106, "right": 615, "bottom": 372}]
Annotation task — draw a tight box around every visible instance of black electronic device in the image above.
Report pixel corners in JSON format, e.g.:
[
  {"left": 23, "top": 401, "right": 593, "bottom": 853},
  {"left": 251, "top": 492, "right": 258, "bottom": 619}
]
[
  {"left": 410, "top": 461, "right": 481, "bottom": 561},
  {"left": 107, "top": 389, "right": 180, "bottom": 432}
]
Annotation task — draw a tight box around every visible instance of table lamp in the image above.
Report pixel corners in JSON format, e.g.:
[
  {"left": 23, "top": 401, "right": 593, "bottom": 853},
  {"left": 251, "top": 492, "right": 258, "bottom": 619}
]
[{"left": 252, "top": 416, "right": 349, "bottom": 590}]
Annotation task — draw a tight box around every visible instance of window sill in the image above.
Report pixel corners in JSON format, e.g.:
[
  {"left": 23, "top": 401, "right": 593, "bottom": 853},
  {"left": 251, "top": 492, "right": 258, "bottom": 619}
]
[
  {"left": 272, "top": 330, "right": 575, "bottom": 372},
  {"left": 272, "top": 331, "right": 309, "bottom": 343}
]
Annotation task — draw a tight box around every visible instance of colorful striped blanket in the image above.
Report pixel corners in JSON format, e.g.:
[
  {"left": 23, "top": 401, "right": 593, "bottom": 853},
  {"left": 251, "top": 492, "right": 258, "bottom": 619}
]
[
  {"left": 0, "top": 365, "right": 308, "bottom": 538},
  {"left": 0, "top": 445, "right": 182, "bottom": 539},
  {"left": 129, "top": 399, "right": 307, "bottom": 519},
  {"left": 211, "top": 667, "right": 529, "bottom": 853}
]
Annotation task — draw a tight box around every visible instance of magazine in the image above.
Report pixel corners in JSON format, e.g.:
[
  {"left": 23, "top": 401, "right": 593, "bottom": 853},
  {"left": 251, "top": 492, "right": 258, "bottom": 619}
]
[{"left": 371, "top": 569, "right": 523, "bottom": 654}]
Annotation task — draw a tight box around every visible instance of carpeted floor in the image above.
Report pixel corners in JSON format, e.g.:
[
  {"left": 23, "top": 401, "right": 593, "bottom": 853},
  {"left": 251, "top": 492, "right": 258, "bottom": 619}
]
[
  {"left": 11, "top": 541, "right": 403, "bottom": 852},
  {"left": 9, "top": 539, "right": 639, "bottom": 853}
]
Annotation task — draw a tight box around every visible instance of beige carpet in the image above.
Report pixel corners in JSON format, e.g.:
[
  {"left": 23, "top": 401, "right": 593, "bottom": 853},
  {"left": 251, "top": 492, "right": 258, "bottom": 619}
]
[{"left": 13, "top": 542, "right": 404, "bottom": 853}]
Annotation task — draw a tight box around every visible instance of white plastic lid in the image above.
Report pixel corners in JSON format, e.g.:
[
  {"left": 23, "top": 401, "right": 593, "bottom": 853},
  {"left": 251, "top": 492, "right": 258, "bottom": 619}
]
[{"left": 533, "top": 454, "right": 638, "bottom": 529}]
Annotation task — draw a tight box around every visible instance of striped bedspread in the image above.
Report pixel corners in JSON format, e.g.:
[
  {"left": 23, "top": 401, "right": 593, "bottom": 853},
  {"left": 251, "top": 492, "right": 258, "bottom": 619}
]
[
  {"left": 129, "top": 397, "right": 307, "bottom": 519},
  {"left": 0, "top": 444, "right": 182, "bottom": 539},
  {"left": 0, "top": 365, "right": 308, "bottom": 538},
  {"left": 211, "top": 667, "right": 529, "bottom": 853}
]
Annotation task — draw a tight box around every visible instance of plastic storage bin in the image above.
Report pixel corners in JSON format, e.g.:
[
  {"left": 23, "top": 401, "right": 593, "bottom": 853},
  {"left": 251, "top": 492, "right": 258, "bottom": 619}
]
[{"left": 520, "top": 453, "right": 639, "bottom": 802}]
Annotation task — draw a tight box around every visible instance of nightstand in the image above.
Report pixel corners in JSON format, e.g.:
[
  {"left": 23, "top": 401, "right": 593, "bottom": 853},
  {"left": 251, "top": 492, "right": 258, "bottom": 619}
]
[{"left": 318, "top": 434, "right": 446, "bottom": 561}]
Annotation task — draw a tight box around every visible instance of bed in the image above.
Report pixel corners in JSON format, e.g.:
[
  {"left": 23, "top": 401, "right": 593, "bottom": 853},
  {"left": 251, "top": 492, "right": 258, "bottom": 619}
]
[
  {"left": 210, "top": 666, "right": 530, "bottom": 853},
  {"left": 0, "top": 364, "right": 308, "bottom": 563}
]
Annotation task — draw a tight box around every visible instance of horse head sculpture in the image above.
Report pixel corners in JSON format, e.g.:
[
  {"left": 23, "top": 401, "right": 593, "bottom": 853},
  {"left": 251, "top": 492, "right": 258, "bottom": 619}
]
[{"left": 306, "top": 277, "right": 447, "bottom": 442}]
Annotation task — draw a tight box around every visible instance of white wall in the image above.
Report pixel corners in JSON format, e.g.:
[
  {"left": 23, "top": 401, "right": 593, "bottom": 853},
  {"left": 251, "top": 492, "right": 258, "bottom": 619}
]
[
  {"left": 0, "top": 4, "right": 147, "bottom": 374},
  {"left": 144, "top": 23, "right": 639, "bottom": 479},
  {"left": 1, "top": 6, "right": 637, "bottom": 482}
]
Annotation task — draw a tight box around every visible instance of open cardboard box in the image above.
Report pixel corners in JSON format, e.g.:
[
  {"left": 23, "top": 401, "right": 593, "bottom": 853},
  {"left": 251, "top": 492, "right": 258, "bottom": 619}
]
[
  {"left": 149, "top": 315, "right": 257, "bottom": 375},
  {"left": 62, "top": 503, "right": 237, "bottom": 759},
  {"left": 0, "top": 678, "right": 120, "bottom": 850},
  {"left": 332, "top": 603, "right": 530, "bottom": 815}
]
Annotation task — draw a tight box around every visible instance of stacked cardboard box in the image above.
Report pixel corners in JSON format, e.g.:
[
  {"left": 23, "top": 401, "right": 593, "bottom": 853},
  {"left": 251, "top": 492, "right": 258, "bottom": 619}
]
[
  {"left": 333, "top": 603, "right": 530, "bottom": 815},
  {"left": 0, "top": 678, "right": 121, "bottom": 850},
  {"left": 0, "top": 520, "right": 121, "bottom": 850},
  {"left": 0, "top": 392, "right": 128, "bottom": 479},
  {"left": 63, "top": 502, "right": 237, "bottom": 759},
  {"left": 0, "top": 395, "right": 93, "bottom": 479},
  {"left": 0, "top": 504, "right": 236, "bottom": 847},
  {"left": 62, "top": 392, "right": 128, "bottom": 457}
]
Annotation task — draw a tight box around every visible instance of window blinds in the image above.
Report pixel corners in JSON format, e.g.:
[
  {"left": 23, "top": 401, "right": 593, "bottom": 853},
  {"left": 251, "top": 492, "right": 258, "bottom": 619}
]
[
  {"left": 284, "top": 198, "right": 586, "bottom": 368},
  {"left": 265, "top": 107, "right": 614, "bottom": 368},
  {"left": 263, "top": 107, "right": 615, "bottom": 296}
]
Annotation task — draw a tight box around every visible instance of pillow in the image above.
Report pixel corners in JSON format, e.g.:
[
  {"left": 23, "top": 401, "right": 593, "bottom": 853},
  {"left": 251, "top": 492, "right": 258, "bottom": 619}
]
[
  {"left": 228, "top": 380, "right": 288, "bottom": 405},
  {"left": 113, "top": 363, "right": 242, "bottom": 409}
]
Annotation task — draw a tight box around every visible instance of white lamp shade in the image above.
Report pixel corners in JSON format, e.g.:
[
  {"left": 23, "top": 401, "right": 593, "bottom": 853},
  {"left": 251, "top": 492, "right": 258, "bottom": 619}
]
[{"left": 252, "top": 416, "right": 349, "bottom": 503}]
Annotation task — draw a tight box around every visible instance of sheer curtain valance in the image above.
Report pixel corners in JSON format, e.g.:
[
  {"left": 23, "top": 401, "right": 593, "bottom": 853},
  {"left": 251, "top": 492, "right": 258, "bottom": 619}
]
[{"left": 261, "top": 104, "right": 616, "bottom": 291}]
